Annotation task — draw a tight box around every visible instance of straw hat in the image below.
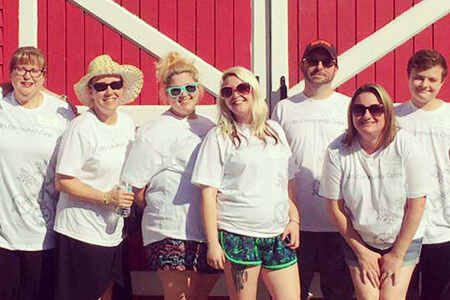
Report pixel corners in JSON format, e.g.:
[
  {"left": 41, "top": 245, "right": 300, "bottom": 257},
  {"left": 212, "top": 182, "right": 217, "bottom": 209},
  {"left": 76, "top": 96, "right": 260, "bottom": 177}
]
[{"left": 74, "top": 55, "right": 144, "bottom": 106}]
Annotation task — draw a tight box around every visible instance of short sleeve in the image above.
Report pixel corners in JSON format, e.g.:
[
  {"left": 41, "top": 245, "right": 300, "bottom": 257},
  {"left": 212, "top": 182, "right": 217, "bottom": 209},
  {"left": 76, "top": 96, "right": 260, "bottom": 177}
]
[
  {"left": 271, "top": 102, "right": 282, "bottom": 123},
  {"left": 402, "top": 134, "right": 430, "bottom": 198},
  {"left": 120, "top": 134, "right": 163, "bottom": 189},
  {"left": 191, "top": 129, "right": 225, "bottom": 189},
  {"left": 319, "top": 146, "right": 344, "bottom": 200},
  {"left": 56, "top": 129, "right": 91, "bottom": 177}
]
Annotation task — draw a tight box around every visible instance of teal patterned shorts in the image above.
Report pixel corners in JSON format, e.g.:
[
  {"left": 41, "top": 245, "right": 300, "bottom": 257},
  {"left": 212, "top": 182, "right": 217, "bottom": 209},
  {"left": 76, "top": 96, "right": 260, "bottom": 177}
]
[{"left": 219, "top": 230, "right": 297, "bottom": 269}]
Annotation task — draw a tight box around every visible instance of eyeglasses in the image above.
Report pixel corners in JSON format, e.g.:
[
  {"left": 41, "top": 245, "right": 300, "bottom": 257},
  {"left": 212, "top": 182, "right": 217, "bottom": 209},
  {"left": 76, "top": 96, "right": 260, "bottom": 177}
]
[
  {"left": 166, "top": 82, "right": 198, "bottom": 98},
  {"left": 352, "top": 104, "right": 385, "bottom": 117},
  {"left": 220, "top": 82, "right": 252, "bottom": 99},
  {"left": 92, "top": 81, "right": 124, "bottom": 92},
  {"left": 13, "top": 67, "right": 45, "bottom": 78},
  {"left": 303, "top": 58, "right": 336, "bottom": 68}
]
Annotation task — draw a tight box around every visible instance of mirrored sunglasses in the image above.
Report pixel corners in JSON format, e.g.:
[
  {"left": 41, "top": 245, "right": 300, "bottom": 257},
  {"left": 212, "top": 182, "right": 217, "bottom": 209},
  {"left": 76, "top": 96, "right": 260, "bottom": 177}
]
[
  {"left": 92, "top": 81, "right": 124, "bottom": 92},
  {"left": 352, "top": 104, "right": 384, "bottom": 117},
  {"left": 166, "top": 82, "right": 198, "bottom": 98},
  {"left": 220, "top": 82, "right": 252, "bottom": 99}
]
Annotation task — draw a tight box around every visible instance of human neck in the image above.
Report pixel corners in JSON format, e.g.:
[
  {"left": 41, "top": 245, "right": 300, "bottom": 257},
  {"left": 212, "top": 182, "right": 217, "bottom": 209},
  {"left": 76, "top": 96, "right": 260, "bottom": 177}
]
[
  {"left": 92, "top": 107, "right": 118, "bottom": 125},
  {"left": 411, "top": 97, "right": 442, "bottom": 111},
  {"left": 303, "top": 83, "right": 334, "bottom": 100},
  {"left": 14, "top": 90, "right": 43, "bottom": 109},
  {"left": 358, "top": 135, "right": 381, "bottom": 154}
]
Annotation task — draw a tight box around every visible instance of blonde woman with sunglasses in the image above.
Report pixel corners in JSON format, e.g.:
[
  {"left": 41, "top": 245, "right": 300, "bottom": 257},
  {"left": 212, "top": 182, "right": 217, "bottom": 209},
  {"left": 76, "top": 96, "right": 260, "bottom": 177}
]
[
  {"left": 121, "top": 52, "right": 220, "bottom": 300},
  {"left": 192, "top": 67, "right": 301, "bottom": 300}
]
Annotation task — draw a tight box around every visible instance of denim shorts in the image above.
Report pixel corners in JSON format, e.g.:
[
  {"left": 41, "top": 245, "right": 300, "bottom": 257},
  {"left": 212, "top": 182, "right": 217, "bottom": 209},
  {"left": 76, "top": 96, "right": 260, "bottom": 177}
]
[
  {"left": 342, "top": 238, "right": 423, "bottom": 267},
  {"left": 219, "top": 230, "right": 297, "bottom": 269}
]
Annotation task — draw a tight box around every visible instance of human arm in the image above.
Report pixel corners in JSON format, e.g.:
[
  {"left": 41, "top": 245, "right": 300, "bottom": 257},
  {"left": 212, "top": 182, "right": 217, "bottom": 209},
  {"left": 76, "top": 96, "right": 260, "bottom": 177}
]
[
  {"left": 328, "top": 199, "right": 381, "bottom": 288},
  {"left": 282, "top": 179, "right": 300, "bottom": 249},
  {"left": 132, "top": 186, "right": 147, "bottom": 210},
  {"left": 379, "top": 196, "right": 425, "bottom": 287},
  {"left": 201, "top": 185, "right": 225, "bottom": 270},
  {"left": 55, "top": 173, "right": 133, "bottom": 208}
]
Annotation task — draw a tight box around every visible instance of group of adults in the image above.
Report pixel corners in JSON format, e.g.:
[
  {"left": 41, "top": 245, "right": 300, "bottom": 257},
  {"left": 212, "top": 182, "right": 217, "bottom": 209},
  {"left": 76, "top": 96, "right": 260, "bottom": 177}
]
[{"left": 0, "top": 39, "right": 447, "bottom": 300}]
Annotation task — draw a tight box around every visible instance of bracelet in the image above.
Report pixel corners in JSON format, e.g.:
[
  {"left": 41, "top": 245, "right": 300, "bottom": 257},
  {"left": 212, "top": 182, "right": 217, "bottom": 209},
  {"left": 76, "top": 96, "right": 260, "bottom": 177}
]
[
  {"left": 289, "top": 219, "right": 300, "bottom": 225},
  {"left": 103, "top": 192, "right": 111, "bottom": 205}
]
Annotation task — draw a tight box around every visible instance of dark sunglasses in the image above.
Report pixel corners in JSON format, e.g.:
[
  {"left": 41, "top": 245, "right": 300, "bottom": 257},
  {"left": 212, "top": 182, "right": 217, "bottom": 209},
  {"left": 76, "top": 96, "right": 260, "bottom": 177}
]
[
  {"left": 352, "top": 104, "right": 385, "bottom": 116},
  {"left": 92, "top": 81, "right": 124, "bottom": 92},
  {"left": 303, "top": 58, "right": 336, "bottom": 68},
  {"left": 166, "top": 82, "right": 198, "bottom": 98},
  {"left": 220, "top": 82, "right": 252, "bottom": 98}
]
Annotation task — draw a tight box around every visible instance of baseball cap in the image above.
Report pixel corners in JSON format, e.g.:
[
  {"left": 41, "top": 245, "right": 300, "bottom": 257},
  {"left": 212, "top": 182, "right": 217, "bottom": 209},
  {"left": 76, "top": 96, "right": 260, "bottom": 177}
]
[{"left": 302, "top": 40, "right": 338, "bottom": 63}]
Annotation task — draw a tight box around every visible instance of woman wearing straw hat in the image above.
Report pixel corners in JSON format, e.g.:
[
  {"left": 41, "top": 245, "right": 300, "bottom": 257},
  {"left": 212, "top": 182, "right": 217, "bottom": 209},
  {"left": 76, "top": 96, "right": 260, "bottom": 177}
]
[
  {"left": 53, "top": 55, "right": 143, "bottom": 300},
  {"left": 0, "top": 46, "right": 74, "bottom": 300}
]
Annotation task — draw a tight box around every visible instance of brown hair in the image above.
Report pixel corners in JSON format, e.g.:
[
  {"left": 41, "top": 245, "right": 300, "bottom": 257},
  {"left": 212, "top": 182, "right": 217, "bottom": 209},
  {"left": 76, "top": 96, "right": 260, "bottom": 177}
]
[
  {"left": 407, "top": 49, "right": 447, "bottom": 81},
  {"left": 9, "top": 46, "right": 46, "bottom": 73}
]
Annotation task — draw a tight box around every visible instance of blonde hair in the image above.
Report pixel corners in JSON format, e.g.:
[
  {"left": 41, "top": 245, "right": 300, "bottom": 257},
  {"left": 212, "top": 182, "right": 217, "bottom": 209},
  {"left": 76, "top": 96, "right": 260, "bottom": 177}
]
[
  {"left": 9, "top": 46, "right": 46, "bottom": 73},
  {"left": 217, "top": 66, "right": 279, "bottom": 147},
  {"left": 155, "top": 52, "right": 201, "bottom": 89},
  {"left": 344, "top": 83, "right": 397, "bottom": 149}
]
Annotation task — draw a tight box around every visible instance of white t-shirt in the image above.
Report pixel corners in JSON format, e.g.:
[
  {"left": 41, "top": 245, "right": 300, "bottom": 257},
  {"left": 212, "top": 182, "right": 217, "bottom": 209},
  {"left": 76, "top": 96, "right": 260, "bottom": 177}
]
[
  {"left": 272, "top": 92, "right": 350, "bottom": 232},
  {"left": 121, "top": 111, "right": 215, "bottom": 246},
  {"left": 396, "top": 101, "right": 450, "bottom": 244},
  {"left": 319, "top": 130, "right": 429, "bottom": 250},
  {"left": 54, "top": 109, "right": 135, "bottom": 247},
  {"left": 192, "top": 120, "right": 298, "bottom": 238},
  {"left": 0, "top": 91, "right": 74, "bottom": 250}
]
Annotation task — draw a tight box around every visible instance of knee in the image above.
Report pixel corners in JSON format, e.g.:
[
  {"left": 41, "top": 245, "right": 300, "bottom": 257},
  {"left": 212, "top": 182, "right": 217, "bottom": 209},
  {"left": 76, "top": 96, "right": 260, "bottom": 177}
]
[{"left": 356, "top": 289, "right": 379, "bottom": 300}]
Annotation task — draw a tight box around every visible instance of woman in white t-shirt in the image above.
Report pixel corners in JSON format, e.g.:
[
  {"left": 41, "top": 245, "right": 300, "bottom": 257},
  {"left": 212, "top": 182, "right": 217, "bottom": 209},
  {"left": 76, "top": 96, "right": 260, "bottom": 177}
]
[
  {"left": 192, "top": 67, "right": 301, "bottom": 300},
  {"left": 121, "top": 52, "right": 220, "bottom": 300},
  {"left": 319, "top": 83, "right": 428, "bottom": 300},
  {"left": 53, "top": 55, "right": 143, "bottom": 300},
  {"left": 0, "top": 47, "right": 75, "bottom": 300}
]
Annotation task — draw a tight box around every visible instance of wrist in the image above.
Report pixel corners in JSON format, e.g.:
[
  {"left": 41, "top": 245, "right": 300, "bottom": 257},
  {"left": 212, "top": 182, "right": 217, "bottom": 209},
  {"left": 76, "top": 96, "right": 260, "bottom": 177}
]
[
  {"left": 289, "top": 219, "right": 300, "bottom": 226},
  {"left": 103, "top": 192, "right": 111, "bottom": 205}
]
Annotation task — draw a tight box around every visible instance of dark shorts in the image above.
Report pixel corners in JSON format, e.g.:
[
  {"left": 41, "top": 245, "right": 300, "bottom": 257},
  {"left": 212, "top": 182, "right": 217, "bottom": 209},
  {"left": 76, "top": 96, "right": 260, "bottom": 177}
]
[
  {"left": 145, "top": 238, "right": 220, "bottom": 274},
  {"left": 219, "top": 230, "right": 297, "bottom": 269},
  {"left": 342, "top": 238, "right": 423, "bottom": 267},
  {"left": 0, "top": 247, "right": 55, "bottom": 300},
  {"left": 54, "top": 234, "right": 129, "bottom": 300}
]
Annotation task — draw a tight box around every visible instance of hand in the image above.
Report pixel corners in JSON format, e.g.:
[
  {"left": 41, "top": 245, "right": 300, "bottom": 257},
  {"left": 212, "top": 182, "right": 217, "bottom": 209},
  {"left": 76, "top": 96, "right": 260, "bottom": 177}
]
[
  {"left": 356, "top": 247, "right": 382, "bottom": 288},
  {"left": 379, "top": 251, "right": 403, "bottom": 287},
  {"left": 207, "top": 241, "right": 225, "bottom": 270},
  {"left": 108, "top": 187, "right": 134, "bottom": 208},
  {"left": 282, "top": 220, "right": 300, "bottom": 249}
]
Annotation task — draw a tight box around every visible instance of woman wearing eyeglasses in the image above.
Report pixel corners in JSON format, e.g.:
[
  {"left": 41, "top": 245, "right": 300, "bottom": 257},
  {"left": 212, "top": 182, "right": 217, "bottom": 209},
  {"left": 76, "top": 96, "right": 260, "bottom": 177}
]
[
  {"left": 120, "top": 52, "right": 219, "bottom": 300},
  {"left": 0, "top": 47, "right": 75, "bottom": 300},
  {"left": 192, "top": 67, "right": 301, "bottom": 299},
  {"left": 53, "top": 55, "right": 143, "bottom": 300},
  {"left": 319, "top": 83, "right": 428, "bottom": 300}
]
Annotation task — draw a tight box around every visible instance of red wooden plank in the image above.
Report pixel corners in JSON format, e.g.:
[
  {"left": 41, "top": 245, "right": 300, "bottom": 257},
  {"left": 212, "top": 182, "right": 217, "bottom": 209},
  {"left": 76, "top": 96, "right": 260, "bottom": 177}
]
[
  {"left": 317, "top": 0, "right": 336, "bottom": 43},
  {"left": 433, "top": 15, "right": 450, "bottom": 102},
  {"left": 215, "top": 0, "right": 234, "bottom": 71},
  {"left": 103, "top": 0, "right": 122, "bottom": 63},
  {"left": 374, "top": 0, "right": 395, "bottom": 101},
  {"left": 298, "top": 0, "right": 318, "bottom": 81},
  {"left": 336, "top": 0, "right": 356, "bottom": 96},
  {"left": 394, "top": 0, "right": 414, "bottom": 101},
  {"left": 140, "top": 0, "right": 159, "bottom": 105},
  {"left": 66, "top": 0, "right": 85, "bottom": 105},
  {"left": 37, "top": 0, "right": 47, "bottom": 59},
  {"left": 355, "top": 0, "right": 375, "bottom": 87},
  {"left": 159, "top": 0, "right": 177, "bottom": 41},
  {"left": 84, "top": 13, "right": 103, "bottom": 68},
  {"left": 178, "top": 0, "right": 196, "bottom": 52},
  {"left": 233, "top": 0, "right": 251, "bottom": 69},
  {"left": 196, "top": 0, "right": 215, "bottom": 104},
  {"left": 46, "top": 0, "right": 66, "bottom": 94},
  {"left": 0, "top": 8, "right": 3, "bottom": 26},
  {"left": 288, "top": 0, "right": 298, "bottom": 87},
  {"left": 3, "top": 0, "right": 18, "bottom": 80}
]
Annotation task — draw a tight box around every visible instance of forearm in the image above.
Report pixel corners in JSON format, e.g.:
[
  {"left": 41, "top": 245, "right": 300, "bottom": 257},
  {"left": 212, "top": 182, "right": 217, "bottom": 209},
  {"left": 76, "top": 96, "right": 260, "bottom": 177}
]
[
  {"left": 55, "top": 173, "right": 107, "bottom": 205},
  {"left": 133, "top": 186, "right": 147, "bottom": 210},
  {"left": 288, "top": 179, "right": 300, "bottom": 223},
  {"left": 391, "top": 196, "right": 426, "bottom": 257},
  {"left": 201, "top": 186, "right": 220, "bottom": 245}
]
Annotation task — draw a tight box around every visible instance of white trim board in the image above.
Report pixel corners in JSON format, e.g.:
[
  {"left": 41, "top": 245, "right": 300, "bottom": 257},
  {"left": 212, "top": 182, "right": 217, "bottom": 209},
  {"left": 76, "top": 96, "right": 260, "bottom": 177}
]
[{"left": 19, "top": 0, "right": 38, "bottom": 47}]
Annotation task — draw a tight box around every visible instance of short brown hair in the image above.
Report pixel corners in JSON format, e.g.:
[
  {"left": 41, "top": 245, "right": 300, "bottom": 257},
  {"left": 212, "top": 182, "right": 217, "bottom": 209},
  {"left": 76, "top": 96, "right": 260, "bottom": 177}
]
[
  {"left": 344, "top": 83, "right": 397, "bottom": 150},
  {"left": 407, "top": 49, "right": 447, "bottom": 81},
  {"left": 9, "top": 46, "right": 46, "bottom": 74}
]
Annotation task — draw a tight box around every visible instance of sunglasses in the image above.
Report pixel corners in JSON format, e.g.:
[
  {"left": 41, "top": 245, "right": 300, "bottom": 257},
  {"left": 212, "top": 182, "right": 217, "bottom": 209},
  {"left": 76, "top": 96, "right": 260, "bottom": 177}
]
[
  {"left": 92, "top": 81, "right": 124, "bottom": 92},
  {"left": 303, "top": 58, "right": 336, "bottom": 68},
  {"left": 166, "top": 82, "right": 198, "bottom": 98},
  {"left": 220, "top": 82, "right": 252, "bottom": 99},
  {"left": 352, "top": 104, "right": 385, "bottom": 116}
]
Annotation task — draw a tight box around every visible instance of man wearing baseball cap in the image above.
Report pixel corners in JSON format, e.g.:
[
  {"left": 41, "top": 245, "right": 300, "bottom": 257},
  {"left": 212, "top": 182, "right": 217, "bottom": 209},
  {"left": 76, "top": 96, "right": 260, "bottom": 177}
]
[{"left": 272, "top": 40, "right": 354, "bottom": 300}]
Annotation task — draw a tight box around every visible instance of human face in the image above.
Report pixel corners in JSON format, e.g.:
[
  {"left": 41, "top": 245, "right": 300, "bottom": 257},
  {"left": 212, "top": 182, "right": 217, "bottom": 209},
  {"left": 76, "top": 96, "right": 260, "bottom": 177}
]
[
  {"left": 89, "top": 75, "right": 123, "bottom": 122},
  {"left": 301, "top": 49, "right": 337, "bottom": 85},
  {"left": 408, "top": 66, "right": 444, "bottom": 107},
  {"left": 352, "top": 92, "right": 386, "bottom": 140},
  {"left": 167, "top": 72, "right": 199, "bottom": 119},
  {"left": 10, "top": 62, "right": 45, "bottom": 101},
  {"left": 222, "top": 75, "right": 253, "bottom": 124}
]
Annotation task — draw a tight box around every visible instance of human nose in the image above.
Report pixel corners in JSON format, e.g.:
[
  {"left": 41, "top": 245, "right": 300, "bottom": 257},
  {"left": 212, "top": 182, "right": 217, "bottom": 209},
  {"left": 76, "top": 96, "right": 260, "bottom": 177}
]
[{"left": 316, "top": 61, "right": 324, "bottom": 70}]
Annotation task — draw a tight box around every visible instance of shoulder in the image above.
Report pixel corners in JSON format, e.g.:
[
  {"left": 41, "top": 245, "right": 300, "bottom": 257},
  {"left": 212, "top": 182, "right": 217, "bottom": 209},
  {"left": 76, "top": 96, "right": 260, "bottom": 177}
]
[
  {"left": 42, "top": 92, "right": 76, "bottom": 121},
  {"left": 331, "top": 92, "right": 351, "bottom": 103},
  {"left": 196, "top": 115, "right": 216, "bottom": 128},
  {"left": 266, "top": 119, "right": 283, "bottom": 133},
  {"left": 394, "top": 101, "right": 411, "bottom": 116}
]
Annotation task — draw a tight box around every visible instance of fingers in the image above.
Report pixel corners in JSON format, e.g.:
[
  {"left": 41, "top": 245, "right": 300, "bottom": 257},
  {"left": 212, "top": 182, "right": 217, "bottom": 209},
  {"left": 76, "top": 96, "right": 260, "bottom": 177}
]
[
  {"left": 366, "top": 269, "right": 380, "bottom": 288},
  {"left": 380, "top": 271, "right": 394, "bottom": 288}
]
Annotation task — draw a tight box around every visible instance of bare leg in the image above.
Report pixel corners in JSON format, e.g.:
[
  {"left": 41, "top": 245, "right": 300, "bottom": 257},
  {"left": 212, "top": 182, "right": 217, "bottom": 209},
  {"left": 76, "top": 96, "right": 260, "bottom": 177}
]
[
  {"left": 261, "top": 263, "right": 300, "bottom": 300},
  {"left": 224, "top": 260, "right": 261, "bottom": 300},
  {"left": 98, "top": 281, "right": 114, "bottom": 300},
  {"left": 380, "top": 265, "right": 415, "bottom": 300},
  {"left": 349, "top": 265, "right": 379, "bottom": 300}
]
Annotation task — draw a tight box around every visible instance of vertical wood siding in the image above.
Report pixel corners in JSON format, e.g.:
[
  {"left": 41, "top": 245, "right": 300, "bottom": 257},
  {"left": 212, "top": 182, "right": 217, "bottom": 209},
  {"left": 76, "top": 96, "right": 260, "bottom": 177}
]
[
  {"left": 2, "top": 0, "right": 19, "bottom": 81},
  {"left": 289, "top": 0, "right": 450, "bottom": 102}
]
